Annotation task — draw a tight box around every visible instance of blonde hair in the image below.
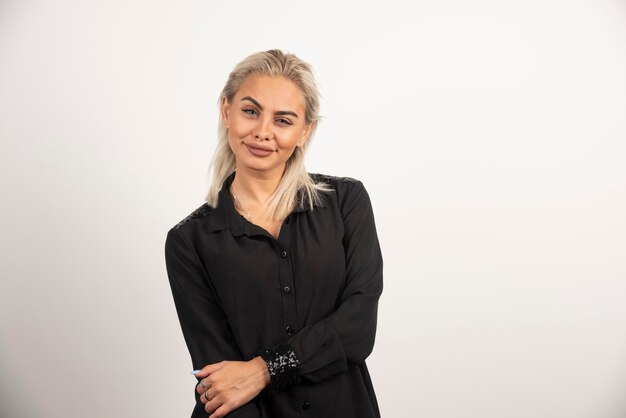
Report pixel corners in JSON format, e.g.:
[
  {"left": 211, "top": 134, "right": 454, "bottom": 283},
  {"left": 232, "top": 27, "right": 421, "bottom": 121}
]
[{"left": 205, "top": 49, "right": 332, "bottom": 220}]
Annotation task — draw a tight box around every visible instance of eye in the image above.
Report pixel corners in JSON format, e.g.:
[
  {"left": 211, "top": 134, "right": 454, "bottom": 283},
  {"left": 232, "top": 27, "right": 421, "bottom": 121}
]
[
  {"left": 276, "top": 118, "right": 293, "bottom": 126},
  {"left": 242, "top": 108, "right": 258, "bottom": 116}
]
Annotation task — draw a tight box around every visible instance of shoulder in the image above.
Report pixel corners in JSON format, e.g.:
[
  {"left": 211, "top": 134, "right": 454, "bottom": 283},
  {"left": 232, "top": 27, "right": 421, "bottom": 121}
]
[
  {"left": 309, "top": 173, "right": 365, "bottom": 195},
  {"left": 309, "top": 172, "right": 361, "bottom": 186},
  {"left": 169, "top": 202, "right": 214, "bottom": 234},
  {"left": 308, "top": 172, "right": 369, "bottom": 210},
  {"left": 165, "top": 202, "right": 218, "bottom": 256}
]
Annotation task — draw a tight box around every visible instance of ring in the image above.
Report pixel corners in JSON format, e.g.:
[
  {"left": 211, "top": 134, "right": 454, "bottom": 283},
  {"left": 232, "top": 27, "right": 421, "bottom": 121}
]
[
  {"left": 203, "top": 391, "right": 211, "bottom": 402},
  {"left": 199, "top": 379, "right": 206, "bottom": 389}
]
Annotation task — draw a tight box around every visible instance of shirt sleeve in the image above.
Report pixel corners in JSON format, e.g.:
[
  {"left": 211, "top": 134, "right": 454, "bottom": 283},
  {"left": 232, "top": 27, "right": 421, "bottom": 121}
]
[
  {"left": 165, "top": 227, "right": 261, "bottom": 418},
  {"left": 258, "top": 180, "right": 384, "bottom": 394}
]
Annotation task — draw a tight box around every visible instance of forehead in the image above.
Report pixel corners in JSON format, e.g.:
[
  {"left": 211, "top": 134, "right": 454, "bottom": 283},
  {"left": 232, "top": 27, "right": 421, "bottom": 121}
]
[{"left": 234, "top": 75, "right": 306, "bottom": 111}]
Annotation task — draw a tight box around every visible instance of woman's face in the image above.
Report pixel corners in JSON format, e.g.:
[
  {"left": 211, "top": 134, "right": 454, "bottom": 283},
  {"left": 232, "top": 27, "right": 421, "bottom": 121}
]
[{"left": 221, "top": 74, "right": 313, "bottom": 176}]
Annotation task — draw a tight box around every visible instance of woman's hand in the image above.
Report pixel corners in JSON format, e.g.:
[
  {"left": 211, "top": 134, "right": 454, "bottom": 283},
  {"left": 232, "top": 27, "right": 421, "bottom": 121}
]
[{"left": 195, "top": 357, "right": 270, "bottom": 418}]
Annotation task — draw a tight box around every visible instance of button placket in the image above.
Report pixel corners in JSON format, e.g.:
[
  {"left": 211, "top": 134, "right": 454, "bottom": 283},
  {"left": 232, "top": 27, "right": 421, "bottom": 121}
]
[{"left": 275, "top": 216, "right": 298, "bottom": 344}]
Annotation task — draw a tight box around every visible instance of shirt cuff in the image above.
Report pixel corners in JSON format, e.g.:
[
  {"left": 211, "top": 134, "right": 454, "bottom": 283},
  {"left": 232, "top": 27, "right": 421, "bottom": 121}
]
[{"left": 257, "top": 342, "right": 300, "bottom": 395}]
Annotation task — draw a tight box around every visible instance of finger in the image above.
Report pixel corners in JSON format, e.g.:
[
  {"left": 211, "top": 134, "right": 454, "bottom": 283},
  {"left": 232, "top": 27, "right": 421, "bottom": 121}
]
[
  {"left": 204, "top": 396, "right": 223, "bottom": 415},
  {"left": 209, "top": 403, "right": 231, "bottom": 418},
  {"left": 196, "top": 377, "right": 211, "bottom": 395},
  {"left": 203, "top": 386, "right": 218, "bottom": 404},
  {"left": 197, "top": 377, "right": 217, "bottom": 396},
  {"left": 200, "top": 389, "right": 213, "bottom": 404},
  {"left": 195, "top": 361, "right": 225, "bottom": 378}
]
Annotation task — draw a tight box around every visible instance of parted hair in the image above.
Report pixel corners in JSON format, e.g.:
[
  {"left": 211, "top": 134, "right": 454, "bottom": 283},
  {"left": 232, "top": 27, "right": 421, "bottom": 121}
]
[{"left": 205, "top": 49, "right": 331, "bottom": 220}]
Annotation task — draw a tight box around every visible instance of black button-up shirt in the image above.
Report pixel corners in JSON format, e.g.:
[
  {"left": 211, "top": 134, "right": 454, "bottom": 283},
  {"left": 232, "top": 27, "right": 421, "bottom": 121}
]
[{"left": 165, "top": 171, "right": 383, "bottom": 418}]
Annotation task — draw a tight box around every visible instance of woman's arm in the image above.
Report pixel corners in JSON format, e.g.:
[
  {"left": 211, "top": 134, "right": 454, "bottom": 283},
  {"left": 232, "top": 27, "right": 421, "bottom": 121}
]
[
  {"left": 165, "top": 228, "right": 263, "bottom": 418},
  {"left": 259, "top": 179, "right": 384, "bottom": 394}
]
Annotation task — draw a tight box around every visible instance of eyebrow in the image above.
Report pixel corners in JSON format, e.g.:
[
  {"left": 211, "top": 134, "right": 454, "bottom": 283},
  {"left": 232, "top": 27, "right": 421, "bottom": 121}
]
[{"left": 240, "top": 96, "right": 299, "bottom": 118}]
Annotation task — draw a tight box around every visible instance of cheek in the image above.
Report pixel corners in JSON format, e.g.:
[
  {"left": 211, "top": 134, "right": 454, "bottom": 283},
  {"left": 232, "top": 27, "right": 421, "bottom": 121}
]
[
  {"left": 227, "top": 136, "right": 238, "bottom": 155},
  {"left": 229, "top": 117, "right": 254, "bottom": 137},
  {"left": 227, "top": 128, "right": 246, "bottom": 152},
  {"left": 276, "top": 132, "right": 303, "bottom": 151}
]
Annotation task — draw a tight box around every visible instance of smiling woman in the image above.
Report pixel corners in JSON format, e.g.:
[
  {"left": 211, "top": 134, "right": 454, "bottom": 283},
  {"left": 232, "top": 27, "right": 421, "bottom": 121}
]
[{"left": 164, "top": 50, "right": 383, "bottom": 418}]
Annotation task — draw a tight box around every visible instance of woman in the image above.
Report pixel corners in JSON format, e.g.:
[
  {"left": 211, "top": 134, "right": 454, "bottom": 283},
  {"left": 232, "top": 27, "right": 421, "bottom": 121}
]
[{"left": 164, "top": 49, "right": 383, "bottom": 418}]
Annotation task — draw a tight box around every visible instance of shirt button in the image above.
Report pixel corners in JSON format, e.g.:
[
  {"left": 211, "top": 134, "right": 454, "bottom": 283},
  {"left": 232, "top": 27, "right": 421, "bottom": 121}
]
[
  {"left": 283, "top": 286, "right": 291, "bottom": 294},
  {"left": 285, "top": 325, "right": 294, "bottom": 335},
  {"left": 280, "top": 250, "right": 288, "bottom": 258},
  {"left": 301, "top": 401, "right": 311, "bottom": 410}
]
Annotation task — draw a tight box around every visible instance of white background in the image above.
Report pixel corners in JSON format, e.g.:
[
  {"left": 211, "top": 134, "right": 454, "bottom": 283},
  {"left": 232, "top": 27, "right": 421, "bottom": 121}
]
[{"left": 1, "top": 1, "right": 625, "bottom": 417}]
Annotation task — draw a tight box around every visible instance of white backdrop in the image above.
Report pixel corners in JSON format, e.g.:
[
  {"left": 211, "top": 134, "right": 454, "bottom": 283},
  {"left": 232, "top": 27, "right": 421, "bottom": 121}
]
[{"left": 1, "top": 1, "right": 625, "bottom": 417}]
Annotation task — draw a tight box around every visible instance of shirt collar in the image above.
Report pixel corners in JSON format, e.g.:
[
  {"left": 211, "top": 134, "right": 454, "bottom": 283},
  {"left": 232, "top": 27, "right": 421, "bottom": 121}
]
[{"left": 205, "top": 171, "right": 327, "bottom": 237}]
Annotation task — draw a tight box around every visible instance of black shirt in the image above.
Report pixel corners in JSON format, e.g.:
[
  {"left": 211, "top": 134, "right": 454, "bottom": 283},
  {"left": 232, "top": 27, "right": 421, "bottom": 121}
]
[{"left": 164, "top": 171, "right": 383, "bottom": 418}]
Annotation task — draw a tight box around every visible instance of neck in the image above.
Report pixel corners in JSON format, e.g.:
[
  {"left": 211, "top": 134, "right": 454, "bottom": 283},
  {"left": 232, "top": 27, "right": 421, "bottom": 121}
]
[{"left": 231, "top": 164, "right": 285, "bottom": 205}]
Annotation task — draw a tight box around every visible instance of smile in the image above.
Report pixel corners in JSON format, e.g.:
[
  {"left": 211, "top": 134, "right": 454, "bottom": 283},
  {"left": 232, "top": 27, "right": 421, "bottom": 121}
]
[{"left": 245, "top": 143, "right": 275, "bottom": 157}]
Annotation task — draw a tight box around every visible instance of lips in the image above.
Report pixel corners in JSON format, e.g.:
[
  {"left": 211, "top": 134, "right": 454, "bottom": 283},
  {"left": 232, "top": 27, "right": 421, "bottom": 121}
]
[{"left": 245, "top": 143, "right": 275, "bottom": 157}]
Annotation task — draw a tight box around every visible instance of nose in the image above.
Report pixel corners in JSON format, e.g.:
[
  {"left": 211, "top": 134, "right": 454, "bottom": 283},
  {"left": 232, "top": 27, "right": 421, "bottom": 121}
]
[{"left": 254, "top": 117, "right": 272, "bottom": 141}]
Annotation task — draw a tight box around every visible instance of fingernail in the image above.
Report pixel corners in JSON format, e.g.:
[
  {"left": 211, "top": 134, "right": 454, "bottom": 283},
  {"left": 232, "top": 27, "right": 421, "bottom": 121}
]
[{"left": 191, "top": 370, "right": 200, "bottom": 374}]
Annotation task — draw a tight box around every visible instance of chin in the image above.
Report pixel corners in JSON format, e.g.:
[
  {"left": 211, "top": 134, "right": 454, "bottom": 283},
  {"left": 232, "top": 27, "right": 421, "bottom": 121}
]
[{"left": 237, "top": 158, "right": 272, "bottom": 171}]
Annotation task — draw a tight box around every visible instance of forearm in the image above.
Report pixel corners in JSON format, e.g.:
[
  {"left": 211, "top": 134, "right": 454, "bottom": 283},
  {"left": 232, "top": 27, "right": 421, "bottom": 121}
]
[
  {"left": 257, "top": 180, "right": 383, "bottom": 391},
  {"left": 259, "top": 291, "right": 380, "bottom": 388}
]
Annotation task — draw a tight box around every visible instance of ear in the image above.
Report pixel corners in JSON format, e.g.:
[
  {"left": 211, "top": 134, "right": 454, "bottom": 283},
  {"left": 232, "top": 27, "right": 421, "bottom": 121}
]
[
  {"left": 297, "top": 121, "right": 316, "bottom": 148},
  {"left": 220, "top": 96, "right": 230, "bottom": 128}
]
